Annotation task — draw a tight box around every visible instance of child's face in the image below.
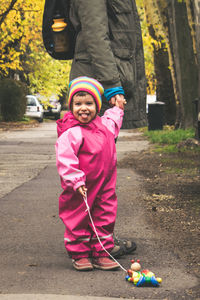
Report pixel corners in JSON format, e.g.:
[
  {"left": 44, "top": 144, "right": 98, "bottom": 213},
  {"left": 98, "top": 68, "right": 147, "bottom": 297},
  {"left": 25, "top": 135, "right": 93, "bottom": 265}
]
[{"left": 72, "top": 93, "right": 97, "bottom": 124}]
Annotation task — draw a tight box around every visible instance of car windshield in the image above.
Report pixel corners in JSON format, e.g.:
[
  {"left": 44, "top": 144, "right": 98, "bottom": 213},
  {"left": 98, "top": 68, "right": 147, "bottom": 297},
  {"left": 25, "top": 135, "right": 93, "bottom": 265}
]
[
  {"left": 27, "top": 97, "right": 36, "bottom": 106},
  {"left": 50, "top": 99, "right": 58, "bottom": 104}
]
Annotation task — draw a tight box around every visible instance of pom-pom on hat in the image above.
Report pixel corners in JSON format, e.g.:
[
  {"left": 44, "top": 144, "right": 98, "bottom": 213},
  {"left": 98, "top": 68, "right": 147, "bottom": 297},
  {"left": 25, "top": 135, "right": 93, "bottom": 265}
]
[{"left": 68, "top": 76, "right": 104, "bottom": 113}]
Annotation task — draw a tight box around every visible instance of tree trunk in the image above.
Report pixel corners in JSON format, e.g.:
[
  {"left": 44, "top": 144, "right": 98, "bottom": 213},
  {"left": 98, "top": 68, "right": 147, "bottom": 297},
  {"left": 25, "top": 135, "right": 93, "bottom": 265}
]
[
  {"left": 154, "top": 45, "right": 176, "bottom": 125},
  {"left": 148, "top": 26, "right": 177, "bottom": 125},
  {"left": 143, "top": 1, "right": 176, "bottom": 126},
  {"left": 167, "top": 0, "right": 199, "bottom": 128},
  {"left": 193, "top": 0, "right": 200, "bottom": 138}
]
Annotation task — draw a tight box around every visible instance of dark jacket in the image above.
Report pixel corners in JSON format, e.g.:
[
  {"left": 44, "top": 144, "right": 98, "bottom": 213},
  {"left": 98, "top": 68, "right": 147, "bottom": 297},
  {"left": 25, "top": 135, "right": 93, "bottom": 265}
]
[{"left": 69, "top": 0, "right": 147, "bottom": 128}]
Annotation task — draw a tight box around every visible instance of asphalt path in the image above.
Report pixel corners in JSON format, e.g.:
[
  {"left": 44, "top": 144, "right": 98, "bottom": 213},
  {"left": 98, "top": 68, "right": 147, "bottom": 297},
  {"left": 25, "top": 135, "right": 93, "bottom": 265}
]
[{"left": 0, "top": 121, "right": 199, "bottom": 300}]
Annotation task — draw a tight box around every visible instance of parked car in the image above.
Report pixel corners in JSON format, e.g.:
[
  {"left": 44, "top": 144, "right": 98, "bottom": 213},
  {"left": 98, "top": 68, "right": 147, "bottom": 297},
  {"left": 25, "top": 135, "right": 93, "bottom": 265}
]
[
  {"left": 25, "top": 95, "right": 44, "bottom": 122},
  {"left": 43, "top": 98, "right": 61, "bottom": 120}
]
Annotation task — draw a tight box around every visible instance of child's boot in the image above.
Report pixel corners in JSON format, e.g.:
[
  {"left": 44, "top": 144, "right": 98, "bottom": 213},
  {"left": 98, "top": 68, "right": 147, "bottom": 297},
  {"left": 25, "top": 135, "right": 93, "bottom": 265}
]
[
  {"left": 92, "top": 257, "right": 119, "bottom": 270},
  {"left": 72, "top": 258, "right": 93, "bottom": 271}
]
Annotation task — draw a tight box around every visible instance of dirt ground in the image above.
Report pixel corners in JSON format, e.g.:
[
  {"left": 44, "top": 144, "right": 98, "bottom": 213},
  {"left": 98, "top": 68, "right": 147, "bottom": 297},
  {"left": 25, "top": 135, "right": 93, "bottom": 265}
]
[{"left": 118, "top": 133, "right": 200, "bottom": 283}]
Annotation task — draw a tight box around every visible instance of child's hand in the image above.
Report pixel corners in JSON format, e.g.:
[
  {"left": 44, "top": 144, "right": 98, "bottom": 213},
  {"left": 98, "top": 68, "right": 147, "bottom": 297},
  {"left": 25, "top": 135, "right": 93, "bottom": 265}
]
[
  {"left": 109, "top": 94, "right": 127, "bottom": 110},
  {"left": 77, "top": 185, "right": 87, "bottom": 197}
]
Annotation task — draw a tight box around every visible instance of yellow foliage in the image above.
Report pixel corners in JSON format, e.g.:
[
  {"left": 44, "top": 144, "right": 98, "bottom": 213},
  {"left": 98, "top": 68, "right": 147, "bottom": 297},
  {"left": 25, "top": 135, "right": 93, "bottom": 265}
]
[
  {"left": 0, "top": 0, "right": 43, "bottom": 74},
  {"left": 0, "top": 0, "right": 71, "bottom": 99},
  {"left": 143, "top": 0, "right": 168, "bottom": 46},
  {"left": 136, "top": 0, "right": 156, "bottom": 94},
  {"left": 185, "top": 0, "right": 197, "bottom": 60}
]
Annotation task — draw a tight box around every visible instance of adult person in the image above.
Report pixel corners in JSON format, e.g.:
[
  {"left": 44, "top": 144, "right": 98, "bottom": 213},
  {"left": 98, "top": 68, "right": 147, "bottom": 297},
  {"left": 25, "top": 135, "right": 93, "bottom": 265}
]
[
  {"left": 68, "top": 0, "right": 147, "bottom": 257},
  {"left": 69, "top": 0, "right": 147, "bottom": 128}
]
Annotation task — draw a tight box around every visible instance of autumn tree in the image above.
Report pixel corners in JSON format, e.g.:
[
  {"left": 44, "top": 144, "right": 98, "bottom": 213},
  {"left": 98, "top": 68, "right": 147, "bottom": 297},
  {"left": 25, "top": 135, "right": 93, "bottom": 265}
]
[
  {"left": 141, "top": 0, "right": 176, "bottom": 125},
  {"left": 142, "top": 0, "right": 199, "bottom": 129},
  {"left": 0, "top": 0, "right": 71, "bottom": 103}
]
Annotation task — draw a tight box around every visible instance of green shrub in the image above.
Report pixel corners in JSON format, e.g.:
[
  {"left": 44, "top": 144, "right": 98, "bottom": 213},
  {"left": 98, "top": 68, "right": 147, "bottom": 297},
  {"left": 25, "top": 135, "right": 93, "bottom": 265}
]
[{"left": 0, "top": 79, "right": 27, "bottom": 121}]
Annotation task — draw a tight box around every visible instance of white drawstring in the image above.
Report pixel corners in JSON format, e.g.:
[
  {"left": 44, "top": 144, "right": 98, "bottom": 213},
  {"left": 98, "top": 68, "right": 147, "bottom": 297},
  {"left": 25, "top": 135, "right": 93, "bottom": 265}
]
[{"left": 83, "top": 193, "right": 127, "bottom": 272}]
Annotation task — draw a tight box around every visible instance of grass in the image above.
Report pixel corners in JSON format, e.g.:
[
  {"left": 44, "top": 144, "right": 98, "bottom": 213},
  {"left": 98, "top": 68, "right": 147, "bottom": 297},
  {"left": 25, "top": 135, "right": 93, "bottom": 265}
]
[
  {"left": 153, "top": 144, "right": 179, "bottom": 153},
  {"left": 164, "top": 167, "right": 198, "bottom": 175},
  {"left": 0, "top": 116, "right": 31, "bottom": 123},
  {"left": 143, "top": 127, "right": 195, "bottom": 144},
  {"left": 142, "top": 126, "right": 200, "bottom": 153},
  {"left": 19, "top": 117, "right": 31, "bottom": 122},
  {"left": 0, "top": 117, "right": 39, "bottom": 131}
]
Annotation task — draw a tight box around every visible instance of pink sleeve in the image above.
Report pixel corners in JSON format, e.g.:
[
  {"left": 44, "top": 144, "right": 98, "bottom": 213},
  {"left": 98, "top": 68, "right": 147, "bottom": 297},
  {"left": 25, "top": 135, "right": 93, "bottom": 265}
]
[
  {"left": 55, "top": 127, "right": 85, "bottom": 191},
  {"left": 101, "top": 106, "right": 124, "bottom": 138}
]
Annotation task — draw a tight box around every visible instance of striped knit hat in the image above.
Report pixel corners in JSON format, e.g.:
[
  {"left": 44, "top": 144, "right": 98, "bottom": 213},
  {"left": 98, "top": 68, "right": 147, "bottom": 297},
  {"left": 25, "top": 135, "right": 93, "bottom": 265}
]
[{"left": 68, "top": 76, "right": 104, "bottom": 113}]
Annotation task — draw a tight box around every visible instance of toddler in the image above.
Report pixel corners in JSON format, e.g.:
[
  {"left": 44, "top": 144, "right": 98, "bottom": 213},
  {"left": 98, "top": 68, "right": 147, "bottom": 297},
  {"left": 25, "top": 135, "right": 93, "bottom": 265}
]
[{"left": 55, "top": 76, "right": 125, "bottom": 271}]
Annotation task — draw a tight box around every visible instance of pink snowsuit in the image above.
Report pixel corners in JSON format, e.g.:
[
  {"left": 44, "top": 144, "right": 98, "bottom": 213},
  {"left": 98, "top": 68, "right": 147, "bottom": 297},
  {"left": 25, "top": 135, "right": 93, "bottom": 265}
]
[{"left": 55, "top": 106, "right": 123, "bottom": 259}]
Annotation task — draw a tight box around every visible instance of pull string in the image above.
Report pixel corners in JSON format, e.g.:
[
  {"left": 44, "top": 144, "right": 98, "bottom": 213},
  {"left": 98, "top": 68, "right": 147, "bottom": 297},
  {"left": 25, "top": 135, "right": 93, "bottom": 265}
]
[{"left": 83, "top": 193, "right": 127, "bottom": 272}]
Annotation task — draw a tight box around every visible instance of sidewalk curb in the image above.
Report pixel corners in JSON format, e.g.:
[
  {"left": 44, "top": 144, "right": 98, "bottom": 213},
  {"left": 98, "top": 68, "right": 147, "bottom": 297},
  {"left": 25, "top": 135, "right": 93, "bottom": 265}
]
[{"left": 0, "top": 295, "right": 141, "bottom": 300}]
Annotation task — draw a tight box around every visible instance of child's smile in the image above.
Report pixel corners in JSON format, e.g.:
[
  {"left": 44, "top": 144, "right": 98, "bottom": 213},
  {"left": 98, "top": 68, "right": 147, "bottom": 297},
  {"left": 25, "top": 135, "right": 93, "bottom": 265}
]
[{"left": 72, "top": 94, "right": 97, "bottom": 124}]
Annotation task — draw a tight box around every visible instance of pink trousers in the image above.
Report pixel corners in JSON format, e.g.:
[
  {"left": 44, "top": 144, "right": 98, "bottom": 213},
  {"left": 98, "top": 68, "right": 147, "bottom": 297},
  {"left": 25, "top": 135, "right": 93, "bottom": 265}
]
[
  {"left": 59, "top": 167, "right": 117, "bottom": 259},
  {"left": 59, "top": 168, "right": 117, "bottom": 258}
]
